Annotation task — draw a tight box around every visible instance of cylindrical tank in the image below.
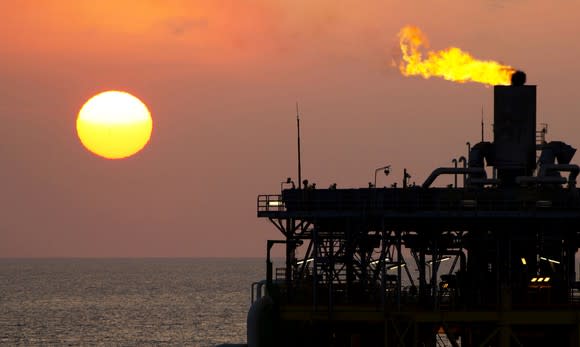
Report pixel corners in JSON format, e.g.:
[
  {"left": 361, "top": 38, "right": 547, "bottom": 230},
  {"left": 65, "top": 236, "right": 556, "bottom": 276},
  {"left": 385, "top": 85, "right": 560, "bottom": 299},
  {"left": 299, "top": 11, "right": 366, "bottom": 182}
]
[
  {"left": 493, "top": 85, "right": 536, "bottom": 184},
  {"left": 247, "top": 295, "right": 275, "bottom": 347}
]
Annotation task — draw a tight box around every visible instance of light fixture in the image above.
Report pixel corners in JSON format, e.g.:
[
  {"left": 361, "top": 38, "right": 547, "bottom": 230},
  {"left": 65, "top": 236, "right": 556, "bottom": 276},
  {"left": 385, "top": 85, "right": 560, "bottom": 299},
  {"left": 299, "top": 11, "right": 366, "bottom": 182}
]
[
  {"left": 374, "top": 165, "right": 391, "bottom": 188},
  {"left": 297, "top": 258, "right": 314, "bottom": 265},
  {"left": 370, "top": 258, "right": 390, "bottom": 265},
  {"left": 530, "top": 276, "right": 552, "bottom": 284},
  {"left": 388, "top": 263, "right": 406, "bottom": 271},
  {"left": 540, "top": 256, "right": 561, "bottom": 264},
  {"left": 426, "top": 256, "right": 451, "bottom": 265}
]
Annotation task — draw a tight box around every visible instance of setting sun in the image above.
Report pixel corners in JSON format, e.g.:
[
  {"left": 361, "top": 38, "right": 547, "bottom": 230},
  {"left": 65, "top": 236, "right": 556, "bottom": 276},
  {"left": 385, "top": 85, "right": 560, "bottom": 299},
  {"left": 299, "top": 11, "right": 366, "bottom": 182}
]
[{"left": 76, "top": 91, "right": 153, "bottom": 159}]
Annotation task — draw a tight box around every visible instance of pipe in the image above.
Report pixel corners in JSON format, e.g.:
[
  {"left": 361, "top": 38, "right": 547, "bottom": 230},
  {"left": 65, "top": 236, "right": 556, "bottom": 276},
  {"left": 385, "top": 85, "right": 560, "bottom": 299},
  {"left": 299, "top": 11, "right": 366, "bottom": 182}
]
[
  {"left": 540, "top": 164, "right": 580, "bottom": 187},
  {"left": 466, "top": 142, "right": 471, "bottom": 162},
  {"left": 468, "top": 141, "right": 494, "bottom": 168},
  {"left": 452, "top": 159, "right": 458, "bottom": 188},
  {"left": 515, "top": 176, "right": 567, "bottom": 185},
  {"left": 458, "top": 156, "right": 467, "bottom": 186},
  {"left": 422, "top": 167, "right": 486, "bottom": 188},
  {"left": 469, "top": 178, "right": 500, "bottom": 186}
]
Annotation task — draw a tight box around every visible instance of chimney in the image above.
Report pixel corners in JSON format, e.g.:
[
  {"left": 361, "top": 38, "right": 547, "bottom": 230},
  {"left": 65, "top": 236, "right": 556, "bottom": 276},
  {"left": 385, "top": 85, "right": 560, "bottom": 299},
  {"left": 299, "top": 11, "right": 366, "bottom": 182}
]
[{"left": 493, "top": 71, "right": 536, "bottom": 185}]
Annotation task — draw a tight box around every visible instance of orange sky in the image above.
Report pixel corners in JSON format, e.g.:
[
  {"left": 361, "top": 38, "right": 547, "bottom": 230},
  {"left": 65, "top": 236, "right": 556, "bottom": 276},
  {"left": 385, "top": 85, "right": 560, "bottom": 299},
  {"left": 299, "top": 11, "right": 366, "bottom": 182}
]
[{"left": 1, "top": 0, "right": 580, "bottom": 257}]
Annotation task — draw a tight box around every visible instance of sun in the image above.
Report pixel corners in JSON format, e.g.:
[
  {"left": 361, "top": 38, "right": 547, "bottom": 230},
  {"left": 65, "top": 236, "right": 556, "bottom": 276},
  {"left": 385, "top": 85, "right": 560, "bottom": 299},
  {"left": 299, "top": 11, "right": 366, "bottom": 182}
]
[{"left": 76, "top": 91, "right": 153, "bottom": 159}]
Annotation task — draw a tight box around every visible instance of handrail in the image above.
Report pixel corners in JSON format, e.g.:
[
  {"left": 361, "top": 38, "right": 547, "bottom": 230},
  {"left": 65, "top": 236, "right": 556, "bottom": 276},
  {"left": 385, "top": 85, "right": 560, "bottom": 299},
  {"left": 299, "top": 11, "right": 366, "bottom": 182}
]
[
  {"left": 257, "top": 194, "right": 284, "bottom": 212},
  {"left": 258, "top": 188, "right": 580, "bottom": 215},
  {"left": 251, "top": 280, "right": 268, "bottom": 303}
]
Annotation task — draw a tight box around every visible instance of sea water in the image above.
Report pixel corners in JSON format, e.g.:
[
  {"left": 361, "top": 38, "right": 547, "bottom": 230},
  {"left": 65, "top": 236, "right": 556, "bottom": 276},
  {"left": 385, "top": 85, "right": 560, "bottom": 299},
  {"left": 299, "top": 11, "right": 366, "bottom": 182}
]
[{"left": 0, "top": 258, "right": 262, "bottom": 346}]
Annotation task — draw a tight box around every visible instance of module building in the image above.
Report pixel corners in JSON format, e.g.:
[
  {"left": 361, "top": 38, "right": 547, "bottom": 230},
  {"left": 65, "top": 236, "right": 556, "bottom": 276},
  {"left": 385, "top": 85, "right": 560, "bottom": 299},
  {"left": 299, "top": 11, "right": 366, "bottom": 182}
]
[{"left": 251, "top": 76, "right": 580, "bottom": 347}]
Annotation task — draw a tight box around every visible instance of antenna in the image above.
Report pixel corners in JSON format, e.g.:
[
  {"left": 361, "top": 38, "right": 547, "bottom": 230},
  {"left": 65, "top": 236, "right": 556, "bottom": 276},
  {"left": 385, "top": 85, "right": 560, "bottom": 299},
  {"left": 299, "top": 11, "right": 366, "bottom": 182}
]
[
  {"left": 481, "top": 105, "right": 484, "bottom": 142},
  {"left": 296, "top": 102, "right": 302, "bottom": 190}
]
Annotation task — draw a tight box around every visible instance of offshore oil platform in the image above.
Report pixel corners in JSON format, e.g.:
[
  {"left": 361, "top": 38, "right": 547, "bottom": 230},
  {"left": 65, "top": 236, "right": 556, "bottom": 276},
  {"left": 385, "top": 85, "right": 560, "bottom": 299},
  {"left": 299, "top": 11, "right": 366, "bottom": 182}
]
[{"left": 249, "top": 72, "right": 580, "bottom": 347}]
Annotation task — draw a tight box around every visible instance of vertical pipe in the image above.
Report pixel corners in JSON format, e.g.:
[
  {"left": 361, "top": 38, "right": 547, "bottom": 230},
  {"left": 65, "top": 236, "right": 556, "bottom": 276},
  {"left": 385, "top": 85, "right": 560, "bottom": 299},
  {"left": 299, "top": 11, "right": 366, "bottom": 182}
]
[
  {"left": 452, "top": 159, "right": 458, "bottom": 188},
  {"left": 467, "top": 141, "right": 471, "bottom": 164},
  {"left": 266, "top": 241, "right": 273, "bottom": 288},
  {"left": 251, "top": 283, "right": 255, "bottom": 303},
  {"left": 459, "top": 157, "right": 467, "bottom": 187}
]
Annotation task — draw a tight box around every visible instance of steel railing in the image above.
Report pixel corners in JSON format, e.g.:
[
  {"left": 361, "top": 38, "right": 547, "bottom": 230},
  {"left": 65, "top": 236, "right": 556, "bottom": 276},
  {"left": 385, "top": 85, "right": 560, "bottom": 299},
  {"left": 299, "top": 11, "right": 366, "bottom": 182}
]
[
  {"left": 257, "top": 191, "right": 580, "bottom": 214},
  {"left": 257, "top": 194, "right": 285, "bottom": 212}
]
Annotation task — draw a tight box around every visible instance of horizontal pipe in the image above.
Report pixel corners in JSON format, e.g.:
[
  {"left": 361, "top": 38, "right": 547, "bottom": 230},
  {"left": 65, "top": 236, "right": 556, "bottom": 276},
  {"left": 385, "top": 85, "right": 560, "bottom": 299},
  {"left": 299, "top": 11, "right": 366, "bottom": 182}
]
[
  {"left": 468, "top": 178, "right": 500, "bottom": 186},
  {"left": 422, "top": 167, "right": 486, "bottom": 188},
  {"left": 515, "top": 176, "right": 567, "bottom": 185},
  {"left": 540, "top": 164, "right": 580, "bottom": 187}
]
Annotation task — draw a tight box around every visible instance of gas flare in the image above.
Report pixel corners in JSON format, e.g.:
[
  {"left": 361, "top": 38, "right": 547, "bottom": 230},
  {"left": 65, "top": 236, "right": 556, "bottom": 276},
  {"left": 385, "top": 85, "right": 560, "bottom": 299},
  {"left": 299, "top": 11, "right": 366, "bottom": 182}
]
[{"left": 397, "top": 26, "right": 515, "bottom": 86}]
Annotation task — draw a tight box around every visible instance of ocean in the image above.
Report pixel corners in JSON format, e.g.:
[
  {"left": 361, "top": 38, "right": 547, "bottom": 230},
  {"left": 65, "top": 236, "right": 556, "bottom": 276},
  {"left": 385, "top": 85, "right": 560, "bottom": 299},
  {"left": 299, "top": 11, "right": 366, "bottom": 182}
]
[{"left": 0, "top": 258, "right": 262, "bottom": 346}]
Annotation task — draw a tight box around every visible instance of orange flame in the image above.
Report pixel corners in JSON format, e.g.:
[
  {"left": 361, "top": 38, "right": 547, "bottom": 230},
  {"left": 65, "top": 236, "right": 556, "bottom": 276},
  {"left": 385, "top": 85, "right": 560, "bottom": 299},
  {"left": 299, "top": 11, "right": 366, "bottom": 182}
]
[{"left": 397, "top": 26, "right": 515, "bottom": 86}]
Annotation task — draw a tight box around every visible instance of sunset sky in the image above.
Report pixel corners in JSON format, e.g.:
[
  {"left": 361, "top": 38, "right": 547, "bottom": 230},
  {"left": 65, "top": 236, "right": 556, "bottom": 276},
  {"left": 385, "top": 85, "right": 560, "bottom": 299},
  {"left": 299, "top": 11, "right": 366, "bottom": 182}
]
[{"left": 1, "top": 0, "right": 580, "bottom": 257}]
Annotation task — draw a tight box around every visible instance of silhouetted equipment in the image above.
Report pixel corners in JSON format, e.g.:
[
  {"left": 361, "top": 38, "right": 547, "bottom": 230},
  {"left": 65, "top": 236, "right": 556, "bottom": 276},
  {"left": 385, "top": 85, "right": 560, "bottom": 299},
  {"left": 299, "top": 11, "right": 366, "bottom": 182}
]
[
  {"left": 511, "top": 70, "right": 526, "bottom": 86},
  {"left": 494, "top": 84, "right": 536, "bottom": 184},
  {"left": 252, "top": 79, "right": 580, "bottom": 347},
  {"left": 374, "top": 165, "right": 391, "bottom": 187}
]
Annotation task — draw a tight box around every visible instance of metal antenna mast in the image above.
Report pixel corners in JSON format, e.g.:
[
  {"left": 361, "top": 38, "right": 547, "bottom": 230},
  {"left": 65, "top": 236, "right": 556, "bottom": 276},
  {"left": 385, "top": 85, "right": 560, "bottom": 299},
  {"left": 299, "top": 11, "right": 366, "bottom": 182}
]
[{"left": 296, "top": 102, "right": 302, "bottom": 190}]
